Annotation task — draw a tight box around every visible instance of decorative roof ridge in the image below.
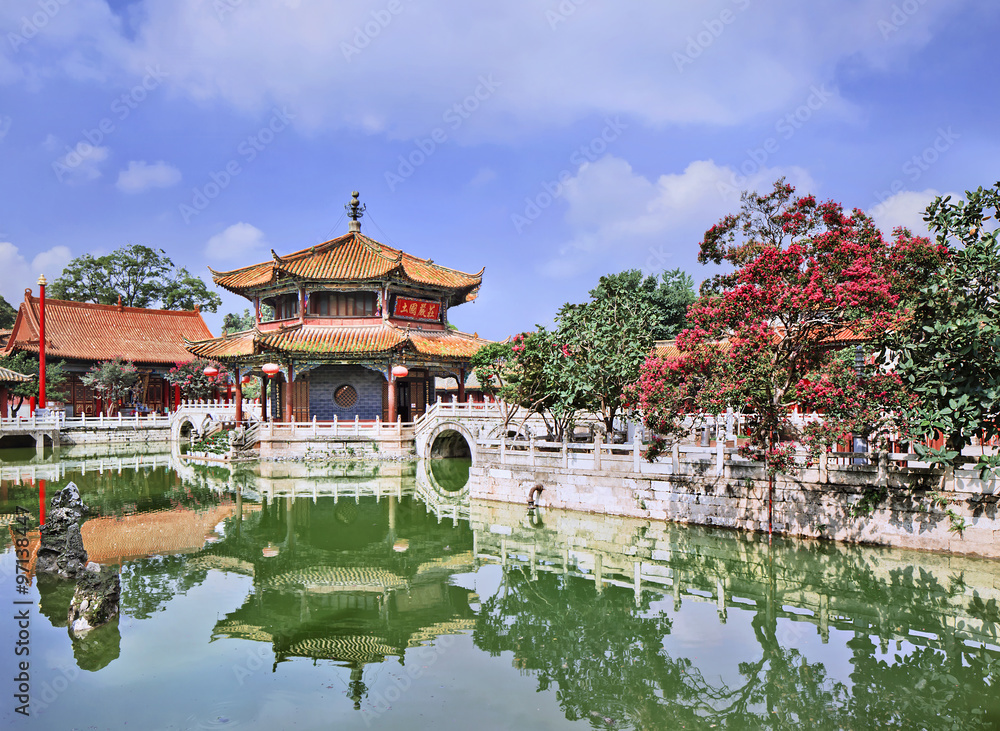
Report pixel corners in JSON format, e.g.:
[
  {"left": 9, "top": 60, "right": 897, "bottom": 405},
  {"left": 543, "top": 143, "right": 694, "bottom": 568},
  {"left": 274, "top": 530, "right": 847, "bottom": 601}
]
[
  {"left": 22, "top": 294, "right": 206, "bottom": 317},
  {"left": 393, "top": 246, "right": 484, "bottom": 282}
]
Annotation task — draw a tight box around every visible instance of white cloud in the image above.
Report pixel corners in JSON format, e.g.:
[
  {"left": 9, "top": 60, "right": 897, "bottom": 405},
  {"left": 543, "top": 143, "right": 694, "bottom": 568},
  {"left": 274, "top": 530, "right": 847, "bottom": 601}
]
[
  {"left": 468, "top": 167, "right": 497, "bottom": 187},
  {"left": 540, "top": 156, "right": 815, "bottom": 278},
  {"left": 51, "top": 143, "right": 109, "bottom": 184},
  {"left": 115, "top": 160, "right": 182, "bottom": 193},
  {"left": 868, "top": 188, "right": 958, "bottom": 238},
  {"left": 204, "top": 222, "right": 269, "bottom": 264},
  {"left": 0, "top": 1, "right": 971, "bottom": 140},
  {"left": 0, "top": 242, "right": 73, "bottom": 304}
]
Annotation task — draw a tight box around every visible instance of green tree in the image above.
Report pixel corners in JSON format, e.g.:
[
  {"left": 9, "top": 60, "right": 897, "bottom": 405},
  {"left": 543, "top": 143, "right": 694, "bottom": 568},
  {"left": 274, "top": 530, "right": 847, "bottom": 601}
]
[
  {"left": 0, "top": 294, "right": 16, "bottom": 329},
  {"left": 50, "top": 244, "right": 221, "bottom": 312},
  {"left": 161, "top": 267, "right": 222, "bottom": 312},
  {"left": 82, "top": 358, "right": 140, "bottom": 415},
  {"left": 470, "top": 340, "right": 520, "bottom": 430},
  {"left": 559, "top": 271, "right": 663, "bottom": 435},
  {"left": 0, "top": 351, "right": 70, "bottom": 416},
  {"left": 492, "top": 329, "right": 588, "bottom": 442},
  {"left": 879, "top": 183, "right": 1000, "bottom": 464},
  {"left": 222, "top": 309, "right": 254, "bottom": 334}
]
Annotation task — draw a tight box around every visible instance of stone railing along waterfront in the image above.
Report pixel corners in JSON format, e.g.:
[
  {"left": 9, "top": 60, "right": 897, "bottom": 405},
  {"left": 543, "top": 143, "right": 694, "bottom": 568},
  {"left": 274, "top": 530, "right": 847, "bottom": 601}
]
[{"left": 471, "top": 431, "right": 1000, "bottom": 558}]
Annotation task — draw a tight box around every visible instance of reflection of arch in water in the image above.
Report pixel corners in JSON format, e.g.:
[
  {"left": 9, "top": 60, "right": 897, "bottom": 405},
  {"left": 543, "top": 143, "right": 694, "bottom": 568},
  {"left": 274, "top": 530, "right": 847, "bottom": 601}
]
[{"left": 415, "top": 458, "right": 471, "bottom": 521}]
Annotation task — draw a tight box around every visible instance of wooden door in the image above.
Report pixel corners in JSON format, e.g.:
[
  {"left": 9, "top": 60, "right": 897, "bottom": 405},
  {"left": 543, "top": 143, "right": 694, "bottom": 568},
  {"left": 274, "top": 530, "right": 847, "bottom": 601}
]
[{"left": 292, "top": 382, "right": 310, "bottom": 421}]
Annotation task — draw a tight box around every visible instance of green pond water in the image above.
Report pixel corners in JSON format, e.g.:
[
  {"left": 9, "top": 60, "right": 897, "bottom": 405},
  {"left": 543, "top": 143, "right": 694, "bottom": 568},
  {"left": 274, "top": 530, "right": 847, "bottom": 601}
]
[{"left": 1, "top": 448, "right": 1000, "bottom": 730}]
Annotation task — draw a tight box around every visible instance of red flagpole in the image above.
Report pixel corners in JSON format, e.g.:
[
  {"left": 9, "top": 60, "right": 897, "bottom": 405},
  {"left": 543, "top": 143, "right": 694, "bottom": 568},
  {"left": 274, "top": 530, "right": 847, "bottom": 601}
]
[{"left": 37, "top": 274, "right": 47, "bottom": 410}]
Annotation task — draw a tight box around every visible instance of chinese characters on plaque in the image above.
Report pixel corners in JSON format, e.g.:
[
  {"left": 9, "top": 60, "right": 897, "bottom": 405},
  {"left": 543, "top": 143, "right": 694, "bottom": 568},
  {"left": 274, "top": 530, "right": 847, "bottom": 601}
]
[{"left": 393, "top": 297, "right": 441, "bottom": 322}]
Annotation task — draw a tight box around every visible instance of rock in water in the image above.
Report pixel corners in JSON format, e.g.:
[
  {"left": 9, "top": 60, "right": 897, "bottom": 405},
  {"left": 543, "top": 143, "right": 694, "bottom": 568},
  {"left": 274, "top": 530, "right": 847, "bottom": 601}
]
[
  {"left": 68, "top": 563, "right": 121, "bottom": 638},
  {"left": 36, "top": 508, "right": 89, "bottom": 579},
  {"left": 49, "top": 481, "right": 88, "bottom": 516}
]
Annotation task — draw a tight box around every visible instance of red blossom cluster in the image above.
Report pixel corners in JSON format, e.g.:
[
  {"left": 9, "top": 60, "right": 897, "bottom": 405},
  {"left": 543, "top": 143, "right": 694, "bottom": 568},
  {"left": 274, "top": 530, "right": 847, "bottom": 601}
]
[{"left": 629, "top": 179, "right": 946, "bottom": 469}]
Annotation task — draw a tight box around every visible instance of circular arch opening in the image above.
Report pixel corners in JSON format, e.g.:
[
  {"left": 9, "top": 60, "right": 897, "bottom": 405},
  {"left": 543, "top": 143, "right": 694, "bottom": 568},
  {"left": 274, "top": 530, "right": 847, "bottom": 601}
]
[
  {"left": 430, "top": 429, "right": 471, "bottom": 459},
  {"left": 429, "top": 429, "right": 472, "bottom": 492}
]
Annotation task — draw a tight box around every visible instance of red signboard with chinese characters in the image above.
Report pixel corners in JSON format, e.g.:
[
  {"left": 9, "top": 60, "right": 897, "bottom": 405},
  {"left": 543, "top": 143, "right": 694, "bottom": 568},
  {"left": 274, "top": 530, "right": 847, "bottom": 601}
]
[{"left": 393, "top": 297, "right": 441, "bottom": 322}]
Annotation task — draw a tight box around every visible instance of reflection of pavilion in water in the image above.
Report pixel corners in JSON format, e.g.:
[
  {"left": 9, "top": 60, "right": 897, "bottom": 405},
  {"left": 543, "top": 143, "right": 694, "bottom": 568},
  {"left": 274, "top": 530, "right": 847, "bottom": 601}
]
[{"left": 195, "top": 489, "right": 476, "bottom": 710}]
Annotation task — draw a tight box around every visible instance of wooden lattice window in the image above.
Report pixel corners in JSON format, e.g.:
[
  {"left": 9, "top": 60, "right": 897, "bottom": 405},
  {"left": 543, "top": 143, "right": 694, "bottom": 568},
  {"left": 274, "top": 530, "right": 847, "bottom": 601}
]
[{"left": 334, "top": 385, "right": 358, "bottom": 408}]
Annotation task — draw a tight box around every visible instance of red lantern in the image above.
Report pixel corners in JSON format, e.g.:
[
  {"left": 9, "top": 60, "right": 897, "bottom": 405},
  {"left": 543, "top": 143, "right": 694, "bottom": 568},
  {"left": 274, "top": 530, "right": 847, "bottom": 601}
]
[
  {"left": 203, "top": 366, "right": 219, "bottom": 378},
  {"left": 262, "top": 363, "right": 281, "bottom": 378},
  {"left": 241, "top": 375, "right": 252, "bottom": 384},
  {"left": 391, "top": 365, "right": 408, "bottom": 378}
]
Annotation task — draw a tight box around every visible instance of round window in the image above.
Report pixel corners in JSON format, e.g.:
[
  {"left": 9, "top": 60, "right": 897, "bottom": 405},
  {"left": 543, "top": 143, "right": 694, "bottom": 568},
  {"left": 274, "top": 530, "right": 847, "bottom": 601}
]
[{"left": 334, "top": 385, "right": 358, "bottom": 408}]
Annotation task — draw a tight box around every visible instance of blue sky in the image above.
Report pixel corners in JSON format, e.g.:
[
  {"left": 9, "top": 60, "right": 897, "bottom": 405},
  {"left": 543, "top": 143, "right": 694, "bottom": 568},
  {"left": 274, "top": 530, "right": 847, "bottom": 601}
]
[{"left": 1, "top": 0, "right": 997, "bottom": 340}]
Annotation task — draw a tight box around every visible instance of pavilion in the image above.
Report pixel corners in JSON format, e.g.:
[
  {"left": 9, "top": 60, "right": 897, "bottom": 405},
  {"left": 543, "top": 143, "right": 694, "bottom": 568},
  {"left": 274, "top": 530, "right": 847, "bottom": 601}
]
[{"left": 186, "top": 193, "right": 489, "bottom": 423}]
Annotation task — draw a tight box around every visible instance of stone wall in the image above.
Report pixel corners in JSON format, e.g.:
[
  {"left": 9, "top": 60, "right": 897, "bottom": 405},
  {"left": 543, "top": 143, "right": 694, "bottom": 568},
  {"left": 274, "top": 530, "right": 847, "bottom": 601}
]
[
  {"left": 471, "top": 456, "right": 1000, "bottom": 559},
  {"left": 306, "top": 365, "right": 384, "bottom": 421},
  {"left": 59, "top": 424, "right": 171, "bottom": 447}
]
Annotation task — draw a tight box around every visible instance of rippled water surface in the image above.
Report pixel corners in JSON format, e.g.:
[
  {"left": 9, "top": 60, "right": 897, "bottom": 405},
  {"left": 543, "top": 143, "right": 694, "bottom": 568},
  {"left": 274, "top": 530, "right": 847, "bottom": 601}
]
[{"left": 1, "top": 448, "right": 999, "bottom": 729}]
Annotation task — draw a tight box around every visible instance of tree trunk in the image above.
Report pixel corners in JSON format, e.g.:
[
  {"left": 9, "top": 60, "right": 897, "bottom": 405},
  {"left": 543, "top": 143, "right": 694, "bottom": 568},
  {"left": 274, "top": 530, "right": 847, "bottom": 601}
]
[{"left": 11, "top": 396, "right": 23, "bottom": 417}]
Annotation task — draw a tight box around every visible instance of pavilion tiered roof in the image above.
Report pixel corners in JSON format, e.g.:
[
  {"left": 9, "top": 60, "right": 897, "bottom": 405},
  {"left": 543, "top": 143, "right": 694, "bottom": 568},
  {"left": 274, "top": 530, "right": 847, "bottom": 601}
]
[{"left": 208, "top": 231, "right": 483, "bottom": 306}]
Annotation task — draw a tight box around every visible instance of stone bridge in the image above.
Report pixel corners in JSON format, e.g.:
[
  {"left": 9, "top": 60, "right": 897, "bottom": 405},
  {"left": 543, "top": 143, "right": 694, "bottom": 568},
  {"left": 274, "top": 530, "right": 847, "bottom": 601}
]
[
  {"left": 412, "top": 401, "right": 556, "bottom": 464},
  {"left": 168, "top": 400, "right": 260, "bottom": 442}
]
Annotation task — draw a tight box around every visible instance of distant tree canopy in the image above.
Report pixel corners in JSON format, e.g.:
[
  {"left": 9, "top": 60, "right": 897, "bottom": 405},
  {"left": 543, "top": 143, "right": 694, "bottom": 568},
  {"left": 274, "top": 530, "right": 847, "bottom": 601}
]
[
  {"left": 0, "top": 351, "right": 69, "bottom": 416},
  {"left": 0, "top": 294, "right": 16, "bottom": 329},
  {"left": 222, "top": 309, "right": 255, "bottom": 334},
  {"left": 50, "top": 244, "right": 221, "bottom": 312}
]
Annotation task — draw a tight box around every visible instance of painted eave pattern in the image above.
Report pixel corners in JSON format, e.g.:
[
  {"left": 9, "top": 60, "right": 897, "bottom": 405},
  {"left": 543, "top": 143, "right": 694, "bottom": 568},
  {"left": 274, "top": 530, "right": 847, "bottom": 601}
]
[{"left": 185, "top": 323, "right": 490, "bottom": 361}]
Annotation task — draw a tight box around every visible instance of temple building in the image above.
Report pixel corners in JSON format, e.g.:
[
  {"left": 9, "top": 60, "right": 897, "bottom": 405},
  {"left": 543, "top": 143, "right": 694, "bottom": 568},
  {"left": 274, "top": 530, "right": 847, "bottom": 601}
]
[
  {"left": 3, "top": 291, "right": 214, "bottom": 415},
  {"left": 186, "top": 193, "right": 488, "bottom": 422}
]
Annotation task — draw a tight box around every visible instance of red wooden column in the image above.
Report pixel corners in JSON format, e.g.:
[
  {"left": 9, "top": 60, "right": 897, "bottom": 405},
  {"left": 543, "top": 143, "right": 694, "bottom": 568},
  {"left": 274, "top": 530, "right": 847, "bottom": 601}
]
[
  {"left": 234, "top": 366, "right": 243, "bottom": 422},
  {"left": 387, "top": 372, "right": 397, "bottom": 422},
  {"left": 0, "top": 385, "right": 7, "bottom": 418},
  {"left": 457, "top": 366, "right": 466, "bottom": 403},
  {"left": 173, "top": 384, "right": 181, "bottom": 411},
  {"left": 261, "top": 376, "right": 268, "bottom": 422},
  {"left": 284, "top": 362, "right": 295, "bottom": 422}
]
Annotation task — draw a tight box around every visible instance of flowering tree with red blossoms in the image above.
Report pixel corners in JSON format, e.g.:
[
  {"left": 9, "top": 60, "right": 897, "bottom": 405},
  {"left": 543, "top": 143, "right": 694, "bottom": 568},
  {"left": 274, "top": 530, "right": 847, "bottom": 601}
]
[
  {"left": 627, "top": 180, "right": 947, "bottom": 467},
  {"left": 165, "top": 359, "right": 229, "bottom": 401}
]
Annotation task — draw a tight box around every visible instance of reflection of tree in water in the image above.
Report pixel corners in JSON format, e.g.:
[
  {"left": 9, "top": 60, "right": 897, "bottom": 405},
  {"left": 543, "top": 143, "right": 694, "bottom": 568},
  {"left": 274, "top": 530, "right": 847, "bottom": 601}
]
[
  {"left": 473, "top": 562, "right": 1000, "bottom": 729},
  {"left": 847, "top": 637, "right": 1000, "bottom": 729},
  {"left": 119, "top": 554, "right": 208, "bottom": 619},
  {"left": 475, "top": 567, "right": 699, "bottom": 729}
]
